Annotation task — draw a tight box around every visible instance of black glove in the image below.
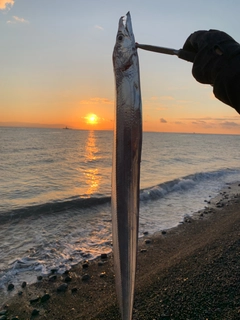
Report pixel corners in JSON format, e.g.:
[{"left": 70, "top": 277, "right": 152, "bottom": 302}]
[{"left": 182, "top": 30, "right": 240, "bottom": 114}]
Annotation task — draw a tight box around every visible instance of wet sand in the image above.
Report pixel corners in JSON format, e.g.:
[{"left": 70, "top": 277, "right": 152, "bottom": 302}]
[{"left": 1, "top": 183, "right": 240, "bottom": 320}]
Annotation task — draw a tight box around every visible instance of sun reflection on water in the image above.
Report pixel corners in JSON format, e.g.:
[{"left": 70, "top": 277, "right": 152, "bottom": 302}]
[
  {"left": 84, "top": 131, "right": 101, "bottom": 195},
  {"left": 85, "top": 130, "right": 99, "bottom": 162}
]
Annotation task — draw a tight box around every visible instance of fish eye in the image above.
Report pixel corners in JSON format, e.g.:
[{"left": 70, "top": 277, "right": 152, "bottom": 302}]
[{"left": 117, "top": 34, "right": 123, "bottom": 41}]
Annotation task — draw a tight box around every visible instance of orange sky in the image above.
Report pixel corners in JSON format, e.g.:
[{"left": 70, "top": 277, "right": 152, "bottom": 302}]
[
  {"left": 2, "top": 94, "right": 240, "bottom": 134},
  {"left": 1, "top": 0, "right": 240, "bottom": 134}
]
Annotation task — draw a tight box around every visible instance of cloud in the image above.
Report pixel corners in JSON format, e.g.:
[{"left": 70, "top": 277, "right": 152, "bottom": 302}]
[
  {"left": 80, "top": 97, "right": 113, "bottom": 105},
  {"left": 150, "top": 96, "right": 159, "bottom": 101},
  {"left": 181, "top": 117, "right": 212, "bottom": 121},
  {"left": 190, "top": 120, "right": 216, "bottom": 129},
  {"left": 192, "top": 120, "right": 207, "bottom": 125},
  {"left": 150, "top": 96, "right": 175, "bottom": 101},
  {"left": 95, "top": 25, "right": 104, "bottom": 31},
  {"left": 178, "top": 99, "right": 193, "bottom": 105},
  {"left": 7, "top": 16, "right": 29, "bottom": 24},
  {"left": 220, "top": 121, "right": 240, "bottom": 128},
  {"left": 160, "top": 96, "right": 175, "bottom": 101},
  {"left": 156, "top": 107, "right": 168, "bottom": 111},
  {"left": 160, "top": 118, "right": 167, "bottom": 123},
  {"left": 0, "top": 0, "right": 14, "bottom": 10},
  {"left": 13, "top": 16, "right": 29, "bottom": 23},
  {"left": 181, "top": 116, "right": 240, "bottom": 122}
]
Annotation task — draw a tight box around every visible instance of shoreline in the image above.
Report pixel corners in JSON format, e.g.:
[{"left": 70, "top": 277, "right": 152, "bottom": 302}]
[{"left": 1, "top": 182, "right": 240, "bottom": 319}]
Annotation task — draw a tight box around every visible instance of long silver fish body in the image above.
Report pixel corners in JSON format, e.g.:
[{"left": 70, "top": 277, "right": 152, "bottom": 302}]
[{"left": 112, "top": 12, "right": 142, "bottom": 320}]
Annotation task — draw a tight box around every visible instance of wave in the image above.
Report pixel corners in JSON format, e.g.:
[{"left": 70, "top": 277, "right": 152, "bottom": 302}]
[
  {"left": 1, "top": 168, "right": 239, "bottom": 224},
  {"left": 0, "top": 196, "right": 111, "bottom": 224},
  {"left": 140, "top": 168, "right": 240, "bottom": 201}
]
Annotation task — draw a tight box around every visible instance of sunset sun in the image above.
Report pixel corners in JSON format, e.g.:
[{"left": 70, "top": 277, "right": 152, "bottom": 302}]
[{"left": 85, "top": 114, "right": 98, "bottom": 125}]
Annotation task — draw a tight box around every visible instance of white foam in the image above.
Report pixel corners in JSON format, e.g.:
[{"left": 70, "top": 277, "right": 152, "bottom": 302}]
[{"left": 1, "top": 168, "right": 240, "bottom": 304}]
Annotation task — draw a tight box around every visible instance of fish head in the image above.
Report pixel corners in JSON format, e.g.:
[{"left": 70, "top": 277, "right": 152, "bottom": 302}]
[{"left": 113, "top": 12, "right": 137, "bottom": 72}]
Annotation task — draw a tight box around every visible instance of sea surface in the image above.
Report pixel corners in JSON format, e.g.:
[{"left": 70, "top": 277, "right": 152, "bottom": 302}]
[{"left": 1, "top": 127, "right": 240, "bottom": 299}]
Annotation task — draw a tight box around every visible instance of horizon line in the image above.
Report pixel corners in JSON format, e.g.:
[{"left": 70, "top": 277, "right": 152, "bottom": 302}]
[{"left": 1, "top": 124, "right": 240, "bottom": 135}]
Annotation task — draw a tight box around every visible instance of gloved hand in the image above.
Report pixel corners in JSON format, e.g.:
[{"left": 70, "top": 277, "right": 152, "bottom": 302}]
[{"left": 182, "top": 30, "right": 240, "bottom": 114}]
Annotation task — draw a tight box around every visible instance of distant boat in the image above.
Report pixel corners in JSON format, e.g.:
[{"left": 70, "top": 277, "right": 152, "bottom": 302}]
[{"left": 63, "top": 126, "right": 71, "bottom": 130}]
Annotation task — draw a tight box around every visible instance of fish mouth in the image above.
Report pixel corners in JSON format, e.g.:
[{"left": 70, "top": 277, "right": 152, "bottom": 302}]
[
  {"left": 125, "top": 12, "right": 132, "bottom": 35},
  {"left": 113, "top": 11, "right": 136, "bottom": 70},
  {"left": 118, "top": 12, "right": 134, "bottom": 42}
]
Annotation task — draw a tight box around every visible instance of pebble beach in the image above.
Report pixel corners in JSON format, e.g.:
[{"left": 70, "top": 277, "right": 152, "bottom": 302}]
[{"left": 1, "top": 182, "right": 240, "bottom": 319}]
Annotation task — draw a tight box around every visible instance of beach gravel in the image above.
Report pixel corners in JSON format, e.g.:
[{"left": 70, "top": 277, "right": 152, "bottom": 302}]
[
  {"left": 2, "top": 186, "right": 240, "bottom": 319},
  {"left": 41, "top": 293, "right": 50, "bottom": 303},
  {"left": 82, "top": 274, "right": 90, "bottom": 281},
  {"left": 82, "top": 262, "right": 89, "bottom": 269},
  {"left": 64, "top": 275, "right": 72, "bottom": 282},
  {"left": 48, "top": 275, "right": 57, "bottom": 282},
  {"left": 57, "top": 283, "right": 68, "bottom": 292},
  {"left": 31, "top": 309, "right": 39, "bottom": 316},
  {"left": 30, "top": 296, "right": 40, "bottom": 303},
  {"left": 7, "top": 284, "right": 14, "bottom": 291},
  {"left": 0, "top": 311, "right": 7, "bottom": 316}
]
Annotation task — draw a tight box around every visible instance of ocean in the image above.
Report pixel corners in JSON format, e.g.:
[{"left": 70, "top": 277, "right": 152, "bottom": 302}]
[{"left": 1, "top": 127, "right": 240, "bottom": 299}]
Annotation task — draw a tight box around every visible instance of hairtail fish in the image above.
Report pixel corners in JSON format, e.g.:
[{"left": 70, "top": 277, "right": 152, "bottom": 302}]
[{"left": 112, "top": 11, "right": 142, "bottom": 320}]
